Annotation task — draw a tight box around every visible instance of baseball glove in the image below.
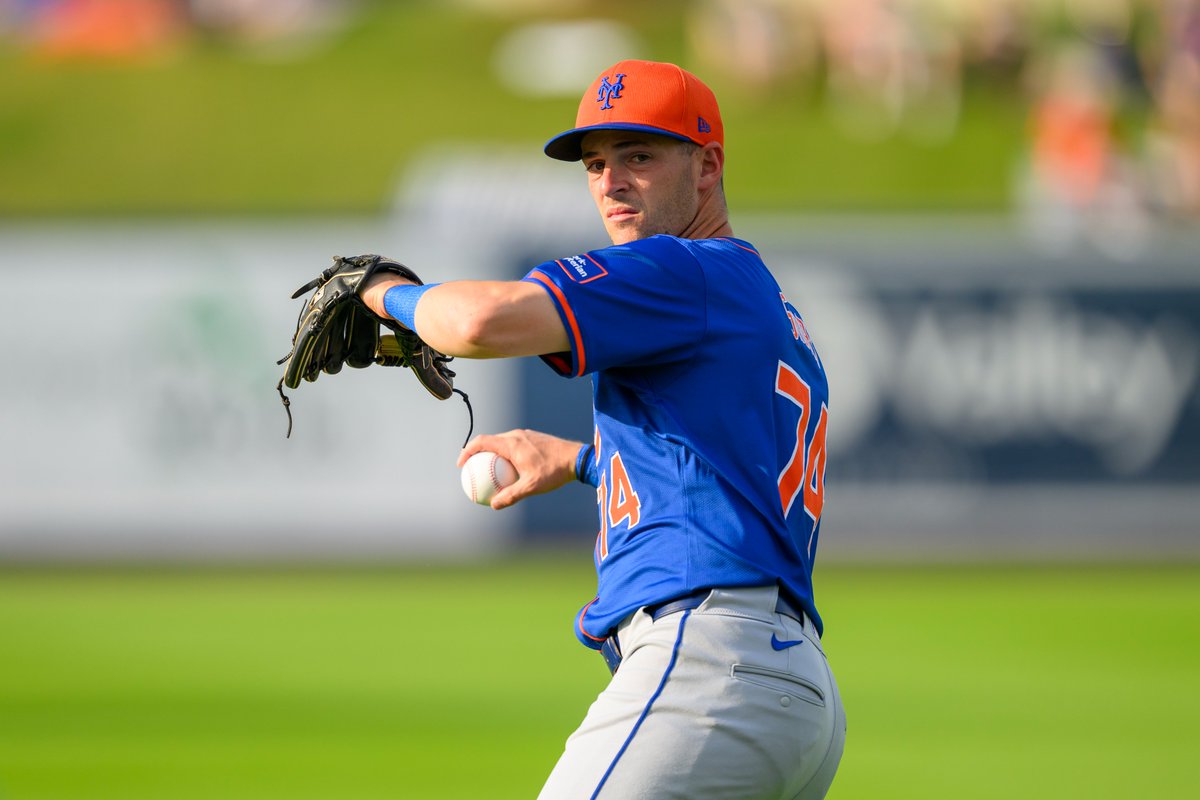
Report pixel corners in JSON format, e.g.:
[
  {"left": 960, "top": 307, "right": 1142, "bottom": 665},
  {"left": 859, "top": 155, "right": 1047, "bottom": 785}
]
[{"left": 276, "top": 254, "right": 471, "bottom": 439}]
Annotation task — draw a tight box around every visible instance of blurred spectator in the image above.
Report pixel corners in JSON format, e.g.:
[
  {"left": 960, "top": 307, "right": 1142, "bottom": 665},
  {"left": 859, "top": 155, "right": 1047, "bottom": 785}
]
[
  {"left": 1027, "top": 44, "right": 1119, "bottom": 214},
  {"left": 958, "top": 0, "right": 1032, "bottom": 80},
  {"left": 687, "top": 0, "right": 820, "bottom": 95},
  {"left": 24, "top": 0, "right": 187, "bottom": 61},
  {"left": 815, "top": 0, "right": 963, "bottom": 143},
  {"left": 1017, "top": 36, "right": 1152, "bottom": 258},
  {"left": 814, "top": 0, "right": 912, "bottom": 140},
  {"left": 687, "top": 0, "right": 965, "bottom": 142},
  {"left": 0, "top": 0, "right": 360, "bottom": 58},
  {"left": 685, "top": 0, "right": 1196, "bottom": 230},
  {"left": 0, "top": 1, "right": 49, "bottom": 39},
  {"left": 1147, "top": 52, "right": 1200, "bottom": 216},
  {"left": 1144, "top": 0, "right": 1200, "bottom": 218},
  {"left": 0, "top": 0, "right": 1196, "bottom": 226},
  {"left": 186, "top": 0, "right": 360, "bottom": 54}
]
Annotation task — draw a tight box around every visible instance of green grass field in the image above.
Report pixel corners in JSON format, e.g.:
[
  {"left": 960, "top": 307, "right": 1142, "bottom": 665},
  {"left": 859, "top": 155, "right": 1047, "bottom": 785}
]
[{"left": 1, "top": 558, "right": 1196, "bottom": 799}]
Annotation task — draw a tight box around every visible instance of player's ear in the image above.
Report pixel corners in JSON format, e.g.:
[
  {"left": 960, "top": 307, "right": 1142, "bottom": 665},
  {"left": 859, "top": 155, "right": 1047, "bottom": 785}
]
[{"left": 696, "top": 142, "right": 724, "bottom": 191}]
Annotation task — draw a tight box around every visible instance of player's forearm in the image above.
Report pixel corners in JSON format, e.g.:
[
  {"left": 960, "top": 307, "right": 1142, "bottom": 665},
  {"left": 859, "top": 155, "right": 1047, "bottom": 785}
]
[
  {"left": 411, "top": 281, "right": 563, "bottom": 358},
  {"left": 366, "top": 278, "right": 568, "bottom": 359}
]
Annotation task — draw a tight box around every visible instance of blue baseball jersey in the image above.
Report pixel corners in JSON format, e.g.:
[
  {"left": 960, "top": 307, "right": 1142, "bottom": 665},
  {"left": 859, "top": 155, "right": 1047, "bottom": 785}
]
[{"left": 524, "top": 235, "right": 830, "bottom": 649}]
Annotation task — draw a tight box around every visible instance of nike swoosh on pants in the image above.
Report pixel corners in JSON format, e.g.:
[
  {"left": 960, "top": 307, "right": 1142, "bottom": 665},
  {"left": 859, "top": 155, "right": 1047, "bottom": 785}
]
[{"left": 770, "top": 633, "right": 805, "bottom": 651}]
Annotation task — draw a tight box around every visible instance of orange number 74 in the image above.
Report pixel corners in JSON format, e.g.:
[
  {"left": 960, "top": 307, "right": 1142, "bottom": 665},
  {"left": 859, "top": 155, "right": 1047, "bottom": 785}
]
[
  {"left": 596, "top": 449, "right": 641, "bottom": 561},
  {"left": 775, "top": 361, "right": 828, "bottom": 531}
]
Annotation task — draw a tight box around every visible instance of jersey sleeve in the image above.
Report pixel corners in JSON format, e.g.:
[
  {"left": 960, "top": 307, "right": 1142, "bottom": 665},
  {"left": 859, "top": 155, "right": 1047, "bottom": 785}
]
[{"left": 521, "top": 236, "right": 707, "bottom": 377}]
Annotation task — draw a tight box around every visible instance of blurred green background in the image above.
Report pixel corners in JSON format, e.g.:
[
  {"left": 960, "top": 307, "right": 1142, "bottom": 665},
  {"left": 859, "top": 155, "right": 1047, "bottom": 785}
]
[{"left": 2, "top": 1, "right": 1198, "bottom": 798}]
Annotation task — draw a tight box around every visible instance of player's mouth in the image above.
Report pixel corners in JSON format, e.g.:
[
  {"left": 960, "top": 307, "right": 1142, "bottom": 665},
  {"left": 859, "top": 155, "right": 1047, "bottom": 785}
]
[{"left": 606, "top": 206, "right": 639, "bottom": 222}]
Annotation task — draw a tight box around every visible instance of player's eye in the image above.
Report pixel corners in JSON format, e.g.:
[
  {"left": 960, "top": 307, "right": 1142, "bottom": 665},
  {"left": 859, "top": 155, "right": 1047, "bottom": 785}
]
[{"left": 584, "top": 159, "right": 604, "bottom": 173}]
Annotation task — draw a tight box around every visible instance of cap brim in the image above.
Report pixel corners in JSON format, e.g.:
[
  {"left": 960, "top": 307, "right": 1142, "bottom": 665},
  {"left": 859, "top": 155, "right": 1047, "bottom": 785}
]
[{"left": 543, "top": 123, "right": 695, "bottom": 161}]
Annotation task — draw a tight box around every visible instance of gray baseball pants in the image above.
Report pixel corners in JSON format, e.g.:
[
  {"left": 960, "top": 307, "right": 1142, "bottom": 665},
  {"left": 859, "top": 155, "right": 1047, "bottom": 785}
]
[{"left": 538, "top": 585, "right": 846, "bottom": 799}]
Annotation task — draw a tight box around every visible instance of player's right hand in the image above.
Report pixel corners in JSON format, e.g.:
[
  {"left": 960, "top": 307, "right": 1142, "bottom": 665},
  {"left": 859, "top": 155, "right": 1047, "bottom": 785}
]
[{"left": 457, "top": 429, "right": 584, "bottom": 510}]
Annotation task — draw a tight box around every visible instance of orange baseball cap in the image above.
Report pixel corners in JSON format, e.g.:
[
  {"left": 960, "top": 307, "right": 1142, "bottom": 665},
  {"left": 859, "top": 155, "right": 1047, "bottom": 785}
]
[{"left": 544, "top": 60, "right": 724, "bottom": 162}]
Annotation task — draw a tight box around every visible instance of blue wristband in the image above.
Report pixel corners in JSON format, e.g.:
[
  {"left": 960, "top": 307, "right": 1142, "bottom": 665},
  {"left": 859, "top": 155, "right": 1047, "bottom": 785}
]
[
  {"left": 576, "top": 444, "right": 599, "bottom": 487},
  {"left": 383, "top": 283, "right": 440, "bottom": 332}
]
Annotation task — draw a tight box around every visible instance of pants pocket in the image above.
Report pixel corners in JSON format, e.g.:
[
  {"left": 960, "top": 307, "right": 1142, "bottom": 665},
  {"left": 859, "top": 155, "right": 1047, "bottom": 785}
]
[{"left": 731, "top": 664, "right": 827, "bottom": 707}]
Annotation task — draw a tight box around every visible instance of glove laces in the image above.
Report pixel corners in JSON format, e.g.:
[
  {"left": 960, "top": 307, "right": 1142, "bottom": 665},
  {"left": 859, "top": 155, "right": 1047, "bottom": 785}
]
[{"left": 275, "top": 375, "right": 473, "bottom": 447}]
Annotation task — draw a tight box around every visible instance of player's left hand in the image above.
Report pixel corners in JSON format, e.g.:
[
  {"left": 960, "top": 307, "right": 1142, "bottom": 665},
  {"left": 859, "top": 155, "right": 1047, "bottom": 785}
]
[
  {"left": 278, "top": 254, "right": 455, "bottom": 395},
  {"left": 359, "top": 271, "right": 417, "bottom": 321},
  {"left": 458, "top": 429, "right": 584, "bottom": 509},
  {"left": 275, "top": 254, "right": 467, "bottom": 438}
]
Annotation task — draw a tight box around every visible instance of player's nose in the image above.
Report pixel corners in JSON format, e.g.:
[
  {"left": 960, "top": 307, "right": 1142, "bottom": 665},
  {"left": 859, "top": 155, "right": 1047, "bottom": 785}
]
[{"left": 596, "top": 164, "right": 630, "bottom": 196}]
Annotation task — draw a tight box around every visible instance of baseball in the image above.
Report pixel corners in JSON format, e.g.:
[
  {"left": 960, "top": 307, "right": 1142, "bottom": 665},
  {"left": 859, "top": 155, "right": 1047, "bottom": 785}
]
[{"left": 460, "top": 451, "right": 518, "bottom": 506}]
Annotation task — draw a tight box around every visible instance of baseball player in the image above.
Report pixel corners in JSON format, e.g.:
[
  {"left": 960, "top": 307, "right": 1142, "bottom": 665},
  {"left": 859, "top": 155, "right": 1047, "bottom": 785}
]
[{"left": 357, "top": 60, "right": 845, "bottom": 799}]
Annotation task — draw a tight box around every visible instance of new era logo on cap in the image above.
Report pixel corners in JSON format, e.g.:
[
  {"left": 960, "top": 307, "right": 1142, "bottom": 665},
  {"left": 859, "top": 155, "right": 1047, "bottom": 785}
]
[{"left": 544, "top": 60, "right": 724, "bottom": 161}]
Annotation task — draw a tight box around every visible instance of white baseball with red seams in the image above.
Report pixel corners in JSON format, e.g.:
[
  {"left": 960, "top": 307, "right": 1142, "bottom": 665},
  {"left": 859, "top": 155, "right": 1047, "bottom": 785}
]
[{"left": 460, "top": 451, "right": 518, "bottom": 506}]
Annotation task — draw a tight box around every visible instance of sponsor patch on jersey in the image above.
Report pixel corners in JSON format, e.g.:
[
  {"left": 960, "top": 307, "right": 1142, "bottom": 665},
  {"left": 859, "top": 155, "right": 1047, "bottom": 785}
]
[{"left": 557, "top": 253, "right": 609, "bottom": 284}]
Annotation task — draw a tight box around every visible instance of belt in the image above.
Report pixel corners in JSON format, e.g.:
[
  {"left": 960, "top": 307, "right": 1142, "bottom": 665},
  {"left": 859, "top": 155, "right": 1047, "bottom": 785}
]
[{"left": 600, "top": 587, "right": 807, "bottom": 675}]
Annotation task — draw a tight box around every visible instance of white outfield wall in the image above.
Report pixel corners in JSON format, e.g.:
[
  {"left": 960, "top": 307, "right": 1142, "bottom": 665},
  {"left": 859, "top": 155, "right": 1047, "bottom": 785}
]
[
  {"left": 0, "top": 148, "right": 610, "bottom": 561},
  {"left": 0, "top": 217, "right": 528, "bottom": 560},
  {"left": 2, "top": 148, "right": 1198, "bottom": 561}
]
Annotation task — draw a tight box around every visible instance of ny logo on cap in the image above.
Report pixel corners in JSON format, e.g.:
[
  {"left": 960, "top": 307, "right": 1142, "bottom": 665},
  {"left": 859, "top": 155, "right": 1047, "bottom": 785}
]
[{"left": 597, "top": 73, "right": 625, "bottom": 110}]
